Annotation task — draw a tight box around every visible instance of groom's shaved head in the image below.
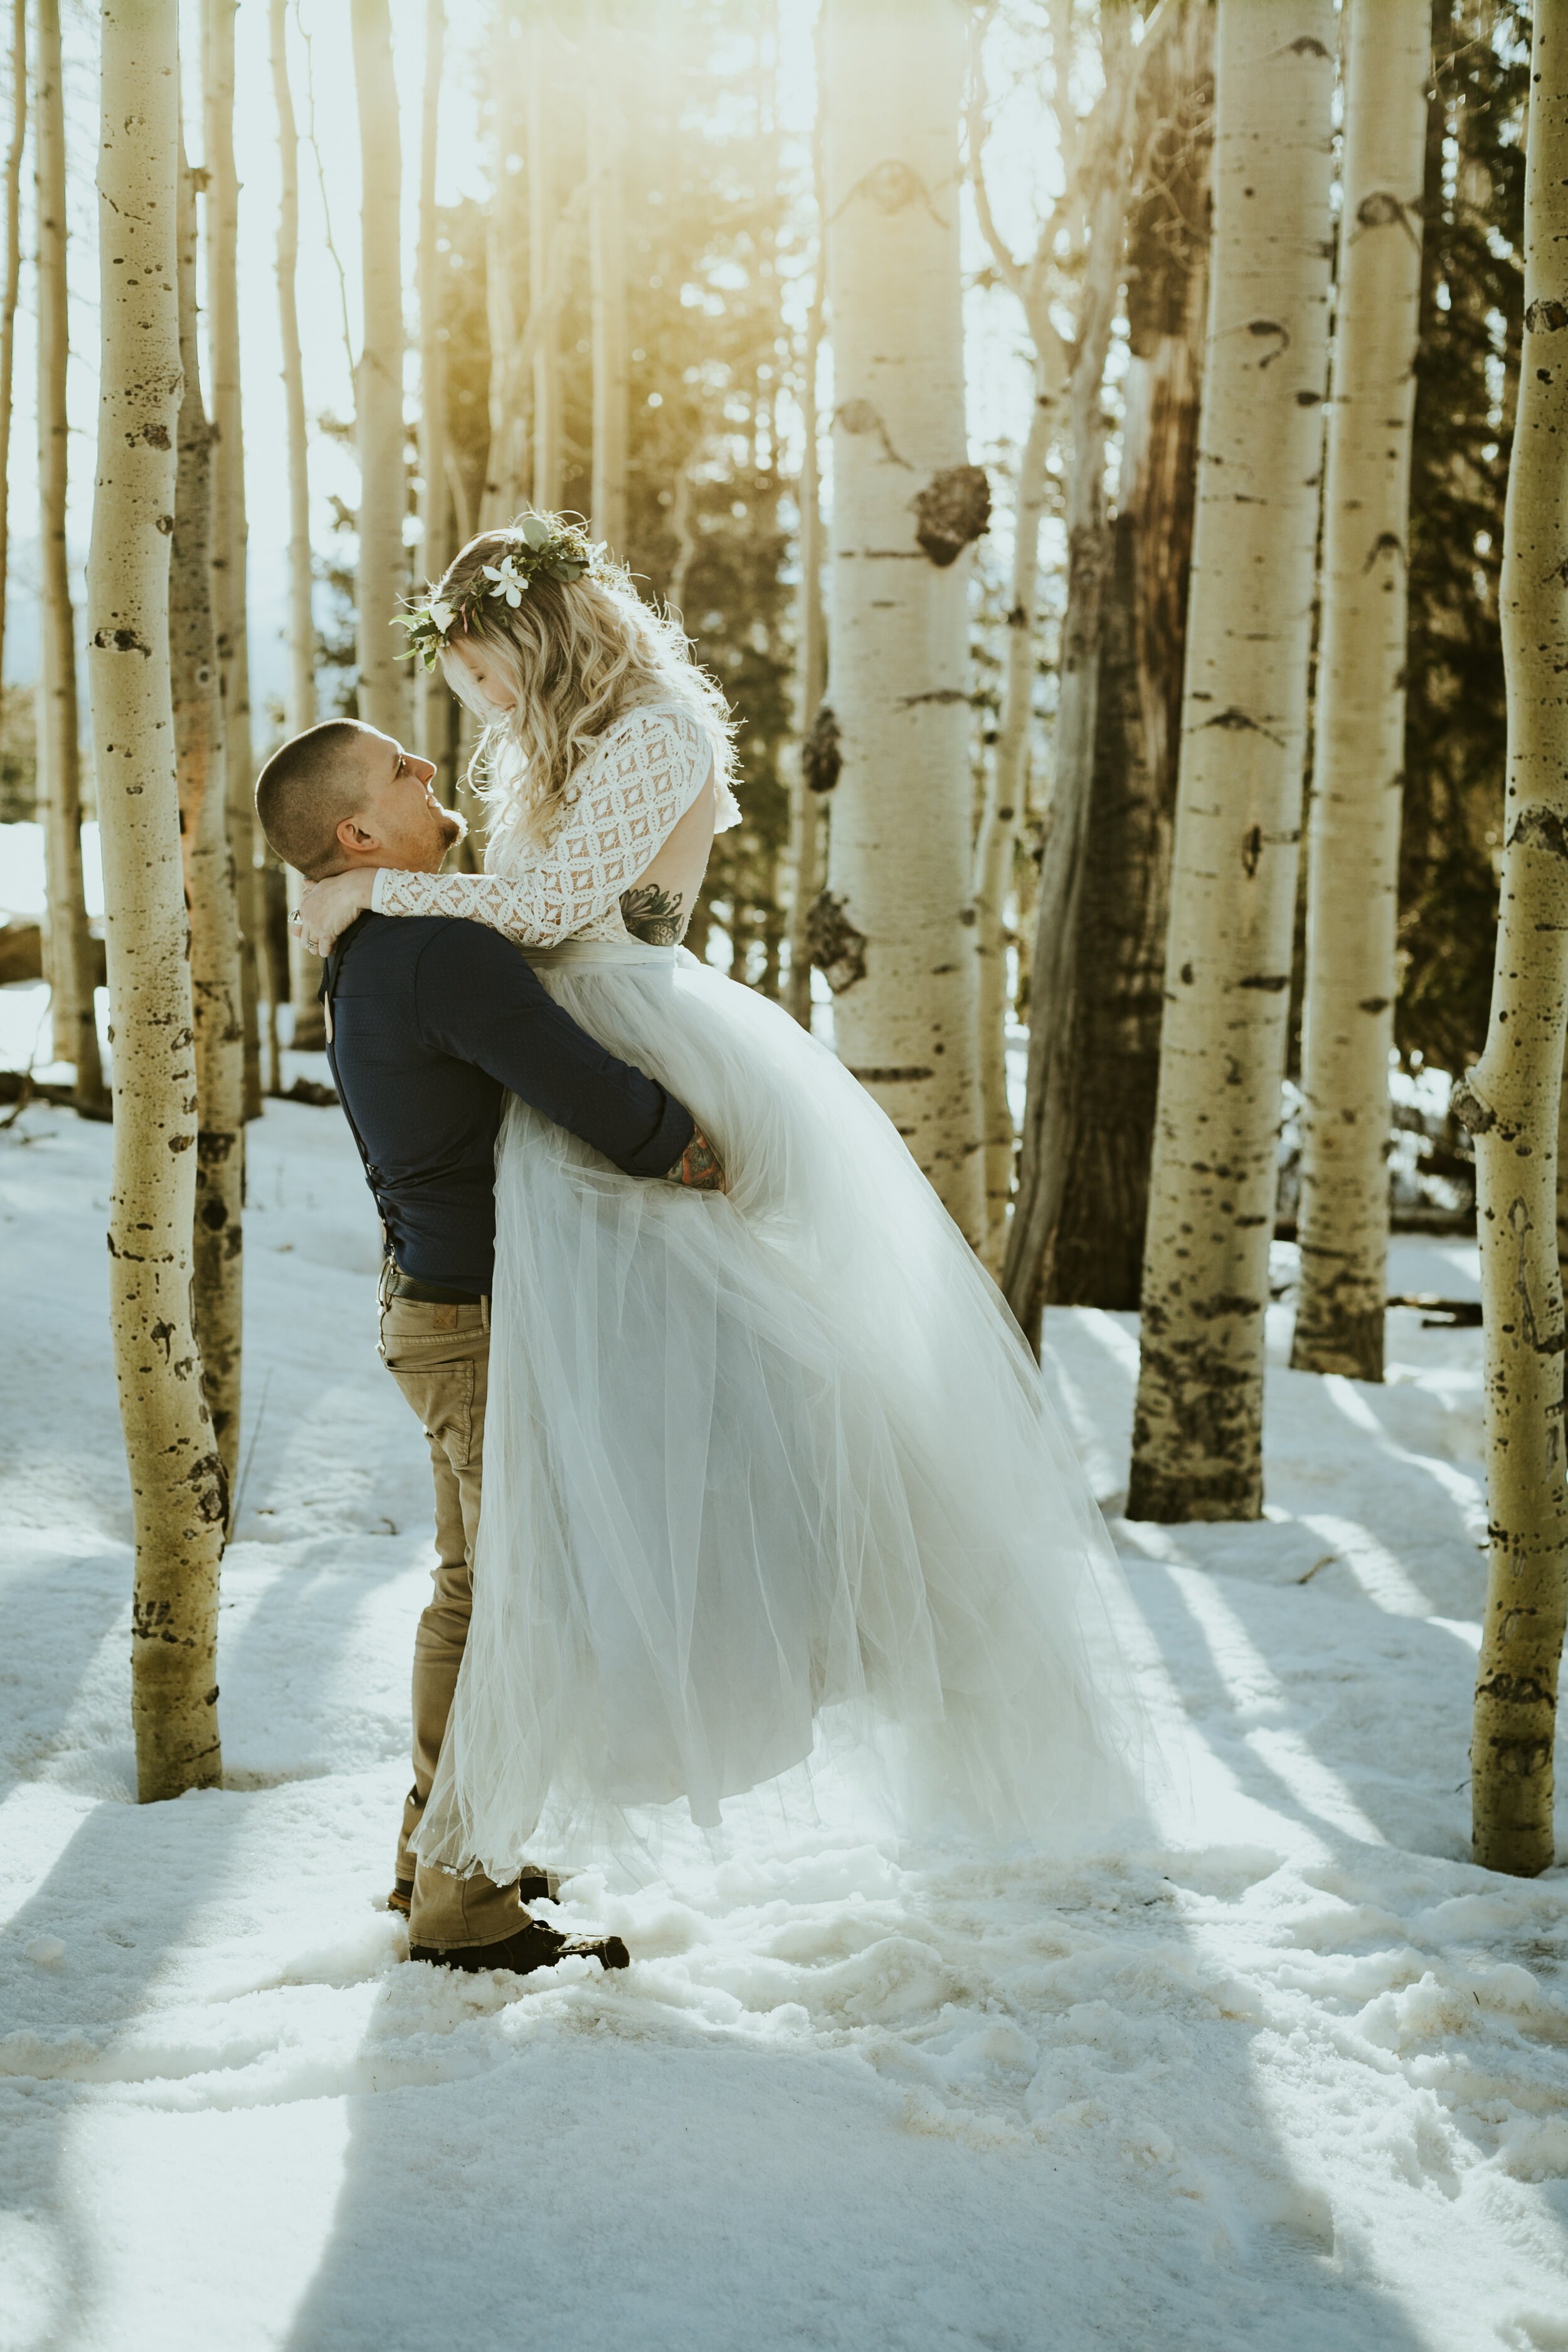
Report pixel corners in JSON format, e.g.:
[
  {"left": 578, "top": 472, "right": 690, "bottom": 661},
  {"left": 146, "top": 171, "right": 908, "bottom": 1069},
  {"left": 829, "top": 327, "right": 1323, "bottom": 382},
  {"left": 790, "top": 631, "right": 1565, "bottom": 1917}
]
[{"left": 255, "top": 720, "right": 376, "bottom": 878}]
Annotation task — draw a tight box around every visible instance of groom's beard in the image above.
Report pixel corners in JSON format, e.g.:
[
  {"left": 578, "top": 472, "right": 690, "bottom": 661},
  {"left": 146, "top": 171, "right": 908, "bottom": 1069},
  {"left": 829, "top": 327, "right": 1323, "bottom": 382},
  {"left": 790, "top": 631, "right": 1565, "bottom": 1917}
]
[{"left": 433, "top": 802, "right": 467, "bottom": 856}]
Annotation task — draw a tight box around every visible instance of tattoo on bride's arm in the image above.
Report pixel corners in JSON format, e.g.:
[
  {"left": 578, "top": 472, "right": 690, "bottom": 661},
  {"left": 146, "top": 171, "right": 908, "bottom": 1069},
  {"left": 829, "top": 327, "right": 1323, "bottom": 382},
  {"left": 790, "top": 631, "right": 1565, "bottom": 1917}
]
[
  {"left": 665, "top": 1129, "right": 728, "bottom": 1194},
  {"left": 620, "top": 882, "right": 687, "bottom": 945}
]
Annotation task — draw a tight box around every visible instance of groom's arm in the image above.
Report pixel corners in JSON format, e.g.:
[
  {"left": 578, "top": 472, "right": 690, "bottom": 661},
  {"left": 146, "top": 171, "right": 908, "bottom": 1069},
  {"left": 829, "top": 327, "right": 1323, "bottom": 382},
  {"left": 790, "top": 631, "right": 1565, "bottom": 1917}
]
[{"left": 412, "top": 918, "right": 697, "bottom": 1178}]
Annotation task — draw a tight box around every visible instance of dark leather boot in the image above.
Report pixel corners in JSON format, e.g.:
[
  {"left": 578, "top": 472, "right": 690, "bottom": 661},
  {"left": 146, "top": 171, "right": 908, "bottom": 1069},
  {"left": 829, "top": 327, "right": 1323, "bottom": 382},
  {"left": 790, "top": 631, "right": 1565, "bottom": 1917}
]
[{"left": 410, "top": 1919, "right": 630, "bottom": 1976}]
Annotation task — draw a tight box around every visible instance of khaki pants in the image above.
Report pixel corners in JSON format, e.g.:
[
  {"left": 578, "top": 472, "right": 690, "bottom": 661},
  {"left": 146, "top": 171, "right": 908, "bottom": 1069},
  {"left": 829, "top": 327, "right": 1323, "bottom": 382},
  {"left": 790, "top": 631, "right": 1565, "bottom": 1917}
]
[{"left": 379, "top": 1290, "right": 521, "bottom": 1951}]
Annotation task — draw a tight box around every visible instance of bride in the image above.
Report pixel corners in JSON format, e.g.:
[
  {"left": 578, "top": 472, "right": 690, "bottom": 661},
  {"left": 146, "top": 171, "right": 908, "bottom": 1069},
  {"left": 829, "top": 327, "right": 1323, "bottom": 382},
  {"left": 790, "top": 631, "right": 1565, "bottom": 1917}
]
[{"left": 297, "top": 512, "right": 1153, "bottom": 1886}]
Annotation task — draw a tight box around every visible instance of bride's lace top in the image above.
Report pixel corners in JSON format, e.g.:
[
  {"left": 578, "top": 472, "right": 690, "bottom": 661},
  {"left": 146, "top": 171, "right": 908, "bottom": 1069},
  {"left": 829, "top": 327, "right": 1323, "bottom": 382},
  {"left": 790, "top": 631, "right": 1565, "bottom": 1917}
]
[{"left": 369, "top": 700, "right": 741, "bottom": 946}]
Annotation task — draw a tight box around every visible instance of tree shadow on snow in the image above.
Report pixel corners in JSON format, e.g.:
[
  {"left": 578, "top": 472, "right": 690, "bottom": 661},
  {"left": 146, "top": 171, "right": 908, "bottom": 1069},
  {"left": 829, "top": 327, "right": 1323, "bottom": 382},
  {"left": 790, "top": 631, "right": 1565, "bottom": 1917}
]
[{"left": 272, "top": 1854, "right": 1436, "bottom": 2352}]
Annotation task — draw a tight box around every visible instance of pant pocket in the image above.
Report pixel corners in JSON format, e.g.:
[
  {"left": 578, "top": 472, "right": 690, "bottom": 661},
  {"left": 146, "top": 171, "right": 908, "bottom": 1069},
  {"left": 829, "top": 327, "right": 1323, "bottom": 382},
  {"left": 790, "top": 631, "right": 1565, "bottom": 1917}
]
[{"left": 386, "top": 1353, "right": 476, "bottom": 1470}]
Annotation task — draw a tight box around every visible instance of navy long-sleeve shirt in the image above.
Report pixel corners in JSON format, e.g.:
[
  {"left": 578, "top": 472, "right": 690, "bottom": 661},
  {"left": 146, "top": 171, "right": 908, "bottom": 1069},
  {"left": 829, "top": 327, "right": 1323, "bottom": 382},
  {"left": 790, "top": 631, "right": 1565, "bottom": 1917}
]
[{"left": 321, "top": 911, "right": 694, "bottom": 1294}]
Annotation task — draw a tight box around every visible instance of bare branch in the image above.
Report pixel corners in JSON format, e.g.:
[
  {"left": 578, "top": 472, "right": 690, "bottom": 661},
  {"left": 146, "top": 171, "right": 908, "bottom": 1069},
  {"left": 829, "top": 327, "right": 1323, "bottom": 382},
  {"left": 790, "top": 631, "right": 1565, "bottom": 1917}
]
[
  {"left": 967, "top": 3, "right": 1025, "bottom": 294},
  {"left": 295, "top": 1, "right": 355, "bottom": 391}
]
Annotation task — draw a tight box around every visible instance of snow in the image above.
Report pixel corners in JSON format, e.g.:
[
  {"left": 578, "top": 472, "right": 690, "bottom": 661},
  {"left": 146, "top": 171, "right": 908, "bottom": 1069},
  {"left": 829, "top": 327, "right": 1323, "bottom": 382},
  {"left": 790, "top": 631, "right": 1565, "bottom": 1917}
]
[{"left": 4, "top": 976, "right": 1568, "bottom": 2345}]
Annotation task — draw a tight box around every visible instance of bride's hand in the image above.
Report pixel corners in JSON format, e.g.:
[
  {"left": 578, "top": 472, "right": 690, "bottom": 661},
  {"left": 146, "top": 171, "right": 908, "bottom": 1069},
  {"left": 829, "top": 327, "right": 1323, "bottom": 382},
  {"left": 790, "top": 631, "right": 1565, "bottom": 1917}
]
[
  {"left": 667, "top": 1129, "right": 728, "bottom": 1194},
  {"left": 292, "top": 868, "right": 378, "bottom": 956}
]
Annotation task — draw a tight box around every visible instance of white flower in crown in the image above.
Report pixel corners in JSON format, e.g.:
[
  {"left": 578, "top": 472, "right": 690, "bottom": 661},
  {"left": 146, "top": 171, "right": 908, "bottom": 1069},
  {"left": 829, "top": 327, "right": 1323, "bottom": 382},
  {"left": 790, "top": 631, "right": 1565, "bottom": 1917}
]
[
  {"left": 483, "top": 556, "right": 529, "bottom": 608},
  {"left": 426, "top": 599, "right": 458, "bottom": 636}
]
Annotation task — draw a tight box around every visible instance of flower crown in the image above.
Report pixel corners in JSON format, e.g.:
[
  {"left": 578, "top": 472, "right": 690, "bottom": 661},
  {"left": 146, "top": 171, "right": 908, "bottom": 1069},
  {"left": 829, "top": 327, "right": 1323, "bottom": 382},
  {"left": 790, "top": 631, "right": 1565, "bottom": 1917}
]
[{"left": 393, "top": 513, "right": 597, "bottom": 670}]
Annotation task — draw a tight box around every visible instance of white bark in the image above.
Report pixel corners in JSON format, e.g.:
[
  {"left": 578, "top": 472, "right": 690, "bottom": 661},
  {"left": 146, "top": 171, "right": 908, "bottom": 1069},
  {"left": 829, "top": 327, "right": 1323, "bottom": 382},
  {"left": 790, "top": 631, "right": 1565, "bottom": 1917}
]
[
  {"left": 1290, "top": 0, "right": 1428, "bottom": 1382},
  {"left": 0, "top": 0, "right": 21, "bottom": 694},
  {"left": 90, "top": 0, "right": 225, "bottom": 1804},
  {"left": 1125, "top": 0, "right": 1334, "bottom": 1523},
  {"left": 588, "top": 3, "right": 628, "bottom": 553},
  {"left": 203, "top": 0, "right": 264, "bottom": 1113},
  {"left": 173, "top": 146, "right": 244, "bottom": 1494},
  {"left": 416, "top": 0, "right": 448, "bottom": 780},
  {"left": 822, "top": 0, "right": 985, "bottom": 1243},
  {"left": 529, "top": 12, "right": 563, "bottom": 511},
  {"left": 973, "top": 381, "right": 1049, "bottom": 1261},
  {"left": 351, "top": 0, "right": 408, "bottom": 738},
  {"left": 35, "top": 0, "right": 102, "bottom": 1108},
  {"left": 785, "top": 120, "right": 827, "bottom": 1033},
  {"left": 269, "top": 0, "right": 322, "bottom": 1045},
  {"left": 271, "top": 0, "right": 314, "bottom": 744},
  {"left": 482, "top": 16, "right": 526, "bottom": 526},
  {"left": 1456, "top": 6, "right": 1568, "bottom": 1879}
]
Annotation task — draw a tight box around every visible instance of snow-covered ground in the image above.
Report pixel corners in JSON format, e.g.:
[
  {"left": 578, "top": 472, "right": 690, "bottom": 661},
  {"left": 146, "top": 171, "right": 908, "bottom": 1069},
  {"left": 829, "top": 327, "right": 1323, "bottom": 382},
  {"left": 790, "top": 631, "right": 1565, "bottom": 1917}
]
[{"left": 3, "top": 993, "right": 1568, "bottom": 2348}]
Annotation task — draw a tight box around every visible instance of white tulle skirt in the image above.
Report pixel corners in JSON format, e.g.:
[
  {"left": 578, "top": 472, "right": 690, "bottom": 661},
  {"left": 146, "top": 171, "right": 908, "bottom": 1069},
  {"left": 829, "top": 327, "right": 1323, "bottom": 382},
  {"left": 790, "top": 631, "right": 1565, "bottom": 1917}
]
[{"left": 413, "top": 939, "right": 1155, "bottom": 1884}]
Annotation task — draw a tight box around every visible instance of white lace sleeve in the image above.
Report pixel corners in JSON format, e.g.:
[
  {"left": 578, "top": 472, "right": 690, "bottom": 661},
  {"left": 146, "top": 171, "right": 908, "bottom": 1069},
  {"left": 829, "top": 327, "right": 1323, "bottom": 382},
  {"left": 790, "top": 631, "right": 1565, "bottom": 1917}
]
[{"left": 369, "top": 706, "right": 716, "bottom": 945}]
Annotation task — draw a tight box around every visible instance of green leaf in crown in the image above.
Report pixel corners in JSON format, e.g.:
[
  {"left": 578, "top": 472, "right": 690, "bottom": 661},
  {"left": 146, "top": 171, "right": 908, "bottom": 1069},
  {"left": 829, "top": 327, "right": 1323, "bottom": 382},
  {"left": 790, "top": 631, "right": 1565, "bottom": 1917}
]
[{"left": 393, "top": 514, "right": 597, "bottom": 668}]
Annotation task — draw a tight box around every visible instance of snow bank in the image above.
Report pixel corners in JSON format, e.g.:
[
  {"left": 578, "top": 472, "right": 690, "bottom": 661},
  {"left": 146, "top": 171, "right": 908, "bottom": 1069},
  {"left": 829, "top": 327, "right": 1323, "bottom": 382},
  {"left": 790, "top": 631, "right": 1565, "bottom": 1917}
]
[{"left": 3, "top": 1085, "right": 1567, "bottom": 2351}]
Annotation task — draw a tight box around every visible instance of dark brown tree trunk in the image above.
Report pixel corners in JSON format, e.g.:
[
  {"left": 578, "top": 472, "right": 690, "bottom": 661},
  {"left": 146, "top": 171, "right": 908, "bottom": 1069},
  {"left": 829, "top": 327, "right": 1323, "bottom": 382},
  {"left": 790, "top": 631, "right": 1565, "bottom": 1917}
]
[{"left": 1047, "top": 14, "right": 1214, "bottom": 1310}]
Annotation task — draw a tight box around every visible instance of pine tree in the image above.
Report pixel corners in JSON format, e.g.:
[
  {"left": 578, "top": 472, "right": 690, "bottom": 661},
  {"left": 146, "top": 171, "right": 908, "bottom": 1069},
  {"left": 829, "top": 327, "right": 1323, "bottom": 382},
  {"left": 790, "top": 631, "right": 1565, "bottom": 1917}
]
[
  {"left": 1399, "top": 4, "right": 1528, "bottom": 1083},
  {"left": 90, "top": 0, "right": 225, "bottom": 1803}
]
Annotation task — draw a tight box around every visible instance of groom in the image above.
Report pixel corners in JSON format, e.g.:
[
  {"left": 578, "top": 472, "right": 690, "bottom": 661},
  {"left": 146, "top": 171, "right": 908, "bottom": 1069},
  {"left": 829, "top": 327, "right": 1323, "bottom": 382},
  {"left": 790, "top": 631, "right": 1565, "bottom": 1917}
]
[{"left": 257, "top": 718, "right": 723, "bottom": 1978}]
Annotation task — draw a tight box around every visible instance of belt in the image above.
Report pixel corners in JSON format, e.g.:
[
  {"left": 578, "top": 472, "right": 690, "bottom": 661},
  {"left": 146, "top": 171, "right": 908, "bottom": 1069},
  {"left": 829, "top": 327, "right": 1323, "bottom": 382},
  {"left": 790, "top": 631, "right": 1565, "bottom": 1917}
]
[{"left": 383, "top": 1266, "right": 486, "bottom": 1307}]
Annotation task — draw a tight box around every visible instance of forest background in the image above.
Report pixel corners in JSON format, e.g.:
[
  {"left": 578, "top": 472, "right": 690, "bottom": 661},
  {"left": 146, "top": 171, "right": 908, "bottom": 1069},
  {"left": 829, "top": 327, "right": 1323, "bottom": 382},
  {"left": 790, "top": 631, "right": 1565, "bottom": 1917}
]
[{"left": 0, "top": 0, "right": 1557, "bottom": 1876}]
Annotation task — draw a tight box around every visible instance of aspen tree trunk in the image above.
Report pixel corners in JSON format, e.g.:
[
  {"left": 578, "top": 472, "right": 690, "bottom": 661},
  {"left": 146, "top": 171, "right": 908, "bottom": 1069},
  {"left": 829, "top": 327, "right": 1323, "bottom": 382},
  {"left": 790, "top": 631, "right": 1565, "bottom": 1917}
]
[
  {"left": 785, "top": 57, "right": 827, "bottom": 1033},
  {"left": 1002, "top": 25, "right": 1138, "bottom": 1335},
  {"left": 482, "top": 16, "right": 526, "bottom": 525},
  {"left": 1049, "top": 1, "right": 1213, "bottom": 1309},
  {"left": 973, "top": 378, "right": 1052, "bottom": 1262},
  {"left": 1125, "top": 0, "right": 1334, "bottom": 1523},
  {"left": 785, "top": 365, "right": 826, "bottom": 1029},
  {"left": 351, "top": 0, "right": 408, "bottom": 737},
  {"left": 822, "top": 0, "right": 985, "bottom": 1244},
  {"left": 967, "top": 9, "right": 1073, "bottom": 1269},
  {"left": 1290, "top": 0, "right": 1429, "bottom": 1382},
  {"left": 270, "top": 0, "right": 323, "bottom": 1049},
  {"left": 0, "top": 0, "right": 22, "bottom": 696},
  {"left": 588, "top": 5, "right": 628, "bottom": 553},
  {"left": 1557, "top": 1028, "right": 1568, "bottom": 1293},
  {"left": 204, "top": 0, "right": 264, "bottom": 1115},
  {"left": 416, "top": 0, "right": 448, "bottom": 776},
  {"left": 529, "top": 12, "right": 563, "bottom": 511},
  {"left": 1456, "top": 6, "right": 1568, "bottom": 1880},
  {"left": 35, "top": 0, "right": 103, "bottom": 1111},
  {"left": 173, "top": 146, "right": 243, "bottom": 1492},
  {"left": 91, "top": 0, "right": 225, "bottom": 1803}
]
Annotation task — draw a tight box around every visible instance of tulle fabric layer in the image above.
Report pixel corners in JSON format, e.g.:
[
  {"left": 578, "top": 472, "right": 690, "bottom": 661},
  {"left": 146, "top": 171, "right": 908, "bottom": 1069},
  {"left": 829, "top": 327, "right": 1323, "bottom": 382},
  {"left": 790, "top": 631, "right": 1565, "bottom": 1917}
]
[{"left": 413, "top": 942, "right": 1155, "bottom": 1882}]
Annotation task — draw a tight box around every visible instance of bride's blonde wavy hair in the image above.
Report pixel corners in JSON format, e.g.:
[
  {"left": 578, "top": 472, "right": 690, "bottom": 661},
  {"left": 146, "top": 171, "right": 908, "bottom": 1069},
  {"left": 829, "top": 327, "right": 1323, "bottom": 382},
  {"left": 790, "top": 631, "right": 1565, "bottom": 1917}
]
[{"left": 431, "top": 519, "right": 736, "bottom": 844}]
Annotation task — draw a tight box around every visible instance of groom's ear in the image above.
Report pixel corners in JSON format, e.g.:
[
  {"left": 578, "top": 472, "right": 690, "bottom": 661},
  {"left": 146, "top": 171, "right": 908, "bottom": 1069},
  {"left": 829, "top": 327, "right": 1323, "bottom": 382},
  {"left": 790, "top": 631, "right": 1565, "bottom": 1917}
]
[{"left": 334, "top": 812, "right": 381, "bottom": 859}]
